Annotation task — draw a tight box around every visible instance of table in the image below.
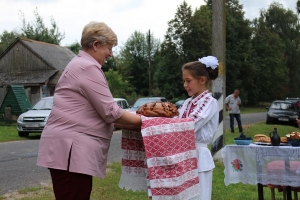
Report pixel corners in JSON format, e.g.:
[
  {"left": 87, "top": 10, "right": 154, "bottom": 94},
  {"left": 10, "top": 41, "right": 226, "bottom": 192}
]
[{"left": 221, "top": 144, "right": 300, "bottom": 200}]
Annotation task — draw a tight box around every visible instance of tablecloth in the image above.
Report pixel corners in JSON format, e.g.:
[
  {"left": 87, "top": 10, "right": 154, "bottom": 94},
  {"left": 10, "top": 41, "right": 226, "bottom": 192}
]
[
  {"left": 119, "top": 116, "right": 201, "bottom": 200},
  {"left": 221, "top": 144, "right": 300, "bottom": 187}
]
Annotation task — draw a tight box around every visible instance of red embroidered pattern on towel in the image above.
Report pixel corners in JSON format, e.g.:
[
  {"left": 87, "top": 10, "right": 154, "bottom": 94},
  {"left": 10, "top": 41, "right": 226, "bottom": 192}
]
[{"left": 141, "top": 116, "right": 201, "bottom": 200}]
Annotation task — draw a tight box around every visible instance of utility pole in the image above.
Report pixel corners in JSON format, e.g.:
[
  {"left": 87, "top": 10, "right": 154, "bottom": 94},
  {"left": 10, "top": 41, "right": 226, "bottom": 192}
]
[
  {"left": 211, "top": 0, "right": 226, "bottom": 158},
  {"left": 148, "top": 29, "right": 152, "bottom": 96}
]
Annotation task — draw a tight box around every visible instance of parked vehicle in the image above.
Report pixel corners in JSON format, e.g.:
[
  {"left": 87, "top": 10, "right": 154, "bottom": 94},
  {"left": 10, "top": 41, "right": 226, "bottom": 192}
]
[
  {"left": 266, "top": 100, "right": 300, "bottom": 126},
  {"left": 17, "top": 96, "right": 53, "bottom": 137},
  {"left": 114, "top": 98, "right": 130, "bottom": 110},
  {"left": 175, "top": 100, "right": 185, "bottom": 109},
  {"left": 285, "top": 97, "right": 300, "bottom": 103},
  {"left": 285, "top": 97, "right": 300, "bottom": 109},
  {"left": 130, "top": 97, "right": 168, "bottom": 111}
]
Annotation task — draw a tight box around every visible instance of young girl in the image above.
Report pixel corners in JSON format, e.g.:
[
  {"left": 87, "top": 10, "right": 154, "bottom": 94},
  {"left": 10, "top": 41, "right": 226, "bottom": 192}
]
[{"left": 178, "top": 56, "right": 219, "bottom": 200}]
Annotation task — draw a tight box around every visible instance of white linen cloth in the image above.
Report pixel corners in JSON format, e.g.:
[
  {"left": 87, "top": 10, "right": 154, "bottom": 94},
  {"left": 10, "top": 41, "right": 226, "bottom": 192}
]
[
  {"left": 221, "top": 144, "right": 300, "bottom": 187},
  {"left": 118, "top": 129, "right": 148, "bottom": 192}
]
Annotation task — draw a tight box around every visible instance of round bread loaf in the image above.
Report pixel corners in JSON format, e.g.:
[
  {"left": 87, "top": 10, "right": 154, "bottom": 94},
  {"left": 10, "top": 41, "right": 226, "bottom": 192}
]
[
  {"left": 254, "top": 134, "right": 268, "bottom": 141},
  {"left": 255, "top": 136, "right": 271, "bottom": 143},
  {"left": 136, "top": 101, "right": 179, "bottom": 118},
  {"left": 281, "top": 137, "right": 287, "bottom": 143},
  {"left": 254, "top": 134, "right": 271, "bottom": 143}
]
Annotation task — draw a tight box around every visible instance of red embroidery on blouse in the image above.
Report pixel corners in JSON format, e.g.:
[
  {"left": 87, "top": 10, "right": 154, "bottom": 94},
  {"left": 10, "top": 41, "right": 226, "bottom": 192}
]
[{"left": 182, "top": 90, "right": 210, "bottom": 119}]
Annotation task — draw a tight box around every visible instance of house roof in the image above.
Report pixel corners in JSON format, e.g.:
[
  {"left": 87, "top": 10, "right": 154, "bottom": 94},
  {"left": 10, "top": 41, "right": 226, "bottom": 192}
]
[
  {"left": 0, "top": 37, "right": 76, "bottom": 86},
  {"left": 0, "top": 70, "right": 58, "bottom": 86},
  {"left": 21, "top": 38, "right": 75, "bottom": 71}
]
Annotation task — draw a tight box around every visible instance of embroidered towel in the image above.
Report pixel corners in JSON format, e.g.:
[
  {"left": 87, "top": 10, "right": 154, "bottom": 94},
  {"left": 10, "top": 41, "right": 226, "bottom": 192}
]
[{"left": 119, "top": 117, "right": 200, "bottom": 200}]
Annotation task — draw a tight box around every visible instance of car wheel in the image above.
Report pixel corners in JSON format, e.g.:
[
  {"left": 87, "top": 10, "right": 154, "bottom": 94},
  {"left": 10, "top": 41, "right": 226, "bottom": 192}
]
[
  {"left": 266, "top": 117, "right": 271, "bottom": 124},
  {"left": 18, "top": 132, "right": 29, "bottom": 137}
]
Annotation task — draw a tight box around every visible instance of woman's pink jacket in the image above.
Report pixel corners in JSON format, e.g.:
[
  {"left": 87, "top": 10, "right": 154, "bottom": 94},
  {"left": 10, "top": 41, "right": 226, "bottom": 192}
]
[{"left": 37, "top": 50, "right": 124, "bottom": 178}]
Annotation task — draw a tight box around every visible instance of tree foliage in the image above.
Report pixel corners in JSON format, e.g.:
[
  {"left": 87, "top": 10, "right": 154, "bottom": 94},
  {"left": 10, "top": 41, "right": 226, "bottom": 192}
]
[
  {"left": 252, "top": 18, "right": 289, "bottom": 101},
  {"left": 153, "top": 2, "right": 213, "bottom": 101},
  {"left": 257, "top": 2, "right": 300, "bottom": 98},
  {"left": 0, "top": 30, "right": 20, "bottom": 54},
  {"left": 20, "top": 8, "right": 65, "bottom": 45},
  {"left": 104, "top": 68, "right": 135, "bottom": 99},
  {"left": 118, "top": 30, "right": 160, "bottom": 96},
  {"left": 66, "top": 41, "right": 81, "bottom": 54},
  {"left": 2, "top": 1, "right": 300, "bottom": 105}
]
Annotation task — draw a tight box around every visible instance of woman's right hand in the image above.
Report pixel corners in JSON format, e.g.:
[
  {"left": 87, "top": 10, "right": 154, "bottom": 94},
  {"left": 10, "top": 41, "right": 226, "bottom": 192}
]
[
  {"left": 114, "top": 111, "right": 142, "bottom": 129},
  {"left": 114, "top": 123, "right": 141, "bottom": 130}
]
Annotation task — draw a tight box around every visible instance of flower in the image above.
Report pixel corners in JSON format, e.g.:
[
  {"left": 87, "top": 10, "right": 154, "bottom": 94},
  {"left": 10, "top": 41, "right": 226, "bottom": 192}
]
[{"left": 198, "top": 56, "right": 219, "bottom": 69}]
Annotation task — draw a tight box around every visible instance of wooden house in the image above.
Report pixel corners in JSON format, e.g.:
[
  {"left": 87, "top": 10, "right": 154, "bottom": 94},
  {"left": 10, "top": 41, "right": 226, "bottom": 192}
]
[{"left": 0, "top": 37, "right": 76, "bottom": 106}]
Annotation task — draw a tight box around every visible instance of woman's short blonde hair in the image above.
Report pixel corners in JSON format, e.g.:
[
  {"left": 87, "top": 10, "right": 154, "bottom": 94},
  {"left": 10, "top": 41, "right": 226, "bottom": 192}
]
[{"left": 81, "top": 21, "right": 118, "bottom": 50}]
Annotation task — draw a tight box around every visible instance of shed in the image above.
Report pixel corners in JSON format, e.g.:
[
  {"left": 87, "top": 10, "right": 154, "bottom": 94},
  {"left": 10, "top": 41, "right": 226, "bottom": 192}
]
[
  {"left": 0, "top": 85, "right": 31, "bottom": 120},
  {"left": 0, "top": 37, "right": 76, "bottom": 105}
]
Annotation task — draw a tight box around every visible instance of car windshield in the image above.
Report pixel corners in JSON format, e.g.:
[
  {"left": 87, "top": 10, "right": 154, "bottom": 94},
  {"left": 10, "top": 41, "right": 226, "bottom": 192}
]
[
  {"left": 133, "top": 99, "right": 164, "bottom": 108},
  {"left": 31, "top": 98, "right": 53, "bottom": 110},
  {"left": 270, "top": 102, "right": 294, "bottom": 110}
]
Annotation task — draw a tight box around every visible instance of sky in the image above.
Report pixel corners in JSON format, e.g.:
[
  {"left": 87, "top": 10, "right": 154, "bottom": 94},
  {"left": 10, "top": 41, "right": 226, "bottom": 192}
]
[{"left": 0, "top": 0, "right": 298, "bottom": 49}]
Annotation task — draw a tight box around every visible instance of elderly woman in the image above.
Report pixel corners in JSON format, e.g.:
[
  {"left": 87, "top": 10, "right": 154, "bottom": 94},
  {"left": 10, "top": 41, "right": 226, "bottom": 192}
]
[{"left": 37, "top": 22, "right": 141, "bottom": 199}]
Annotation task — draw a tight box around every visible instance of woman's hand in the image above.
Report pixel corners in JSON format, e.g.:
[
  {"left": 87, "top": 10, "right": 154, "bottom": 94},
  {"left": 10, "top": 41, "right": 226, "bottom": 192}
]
[
  {"left": 114, "top": 123, "right": 141, "bottom": 130},
  {"left": 114, "top": 111, "right": 142, "bottom": 130}
]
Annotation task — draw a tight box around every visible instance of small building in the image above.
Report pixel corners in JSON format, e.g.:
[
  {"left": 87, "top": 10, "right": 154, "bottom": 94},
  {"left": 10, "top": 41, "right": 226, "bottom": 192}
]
[
  {"left": 0, "top": 37, "right": 76, "bottom": 106},
  {"left": 0, "top": 85, "right": 31, "bottom": 120}
]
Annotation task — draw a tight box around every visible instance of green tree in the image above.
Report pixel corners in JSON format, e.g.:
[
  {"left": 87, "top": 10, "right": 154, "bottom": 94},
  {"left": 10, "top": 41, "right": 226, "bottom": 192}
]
[
  {"left": 102, "top": 55, "right": 119, "bottom": 72},
  {"left": 66, "top": 41, "right": 81, "bottom": 54},
  {"left": 0, "top": 30, "right": 20, "bottom": 54},
  {"left": 153, "top": 40, "right": 186, "bottom": 101},
  {"left": 153, "top": 2, "right": 215, "bottom": 101},
  {"left": 251, "top": 18, "right": 289, "bottom": 101},
  {"left": 224, "top": 0, "right": 255, "bottom": 104},
  {"left": 189, "top": 5, "right": 212, "bottom": 58},
  {"left": 20, "top": 8, "right": 65, "bottom": 44},
  {"left": 118, "top": 30, "right": 160, "bottom": 96},
  {"left": 105, "top": 68, "right": 135, "bottom": 99},
  {"left": 259, "top": 2, "right": 300, "bottom": 97},
  {"left": 165, "top": 1, "right": 193, "bottom": 60}
]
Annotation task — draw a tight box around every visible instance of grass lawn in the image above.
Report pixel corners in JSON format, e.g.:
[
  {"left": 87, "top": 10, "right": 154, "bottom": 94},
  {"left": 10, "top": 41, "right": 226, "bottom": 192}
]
[
  {"left": 1, "top": 122, "right": 298, "bottom": 199},
  {"left": 238, "top": 106, "right": 267, "bottom": 114},
  {"left": 0, "top": 124, "right": 41, "bottom": 143}
]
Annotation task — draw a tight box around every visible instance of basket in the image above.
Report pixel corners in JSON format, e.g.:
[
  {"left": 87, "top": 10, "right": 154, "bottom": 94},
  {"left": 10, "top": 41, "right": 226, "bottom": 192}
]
[{"left": 287, "top": 138, "right": 300, "bottom": 147}]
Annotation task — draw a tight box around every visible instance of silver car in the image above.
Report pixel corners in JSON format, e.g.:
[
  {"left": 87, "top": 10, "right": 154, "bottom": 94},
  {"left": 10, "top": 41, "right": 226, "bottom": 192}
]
[
  {"left": 114, "top": 98, "right": 130, "bottom": 110},
  {"left": 130, "top": 97, "right": 168, "bottom": 111},
  {"left": 17, "top": 96, "right": 53, "bottom": 137}
]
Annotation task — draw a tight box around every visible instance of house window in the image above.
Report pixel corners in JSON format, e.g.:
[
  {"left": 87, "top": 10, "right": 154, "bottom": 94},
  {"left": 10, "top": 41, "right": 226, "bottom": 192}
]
[{"left": 31, "top": 86, "right": 39, "bottom": 94}]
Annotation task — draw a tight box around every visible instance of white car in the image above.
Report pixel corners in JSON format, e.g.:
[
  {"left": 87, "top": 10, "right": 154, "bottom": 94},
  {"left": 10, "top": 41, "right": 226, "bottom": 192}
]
[
  {"left": 17, "top": 97, "right": 53, "bottom": 137},
  {"left": 114, "top": 98, "right": 130, "bottom": 110}
]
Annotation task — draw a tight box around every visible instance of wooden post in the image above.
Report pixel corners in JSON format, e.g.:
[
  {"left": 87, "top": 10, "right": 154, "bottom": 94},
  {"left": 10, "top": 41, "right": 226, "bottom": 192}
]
[
  {"left": 148, "top": 29, "right": 152, "bottom": 96},
  {"left": 211, "top": 0, "right": 226, "bottom": 158}
]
